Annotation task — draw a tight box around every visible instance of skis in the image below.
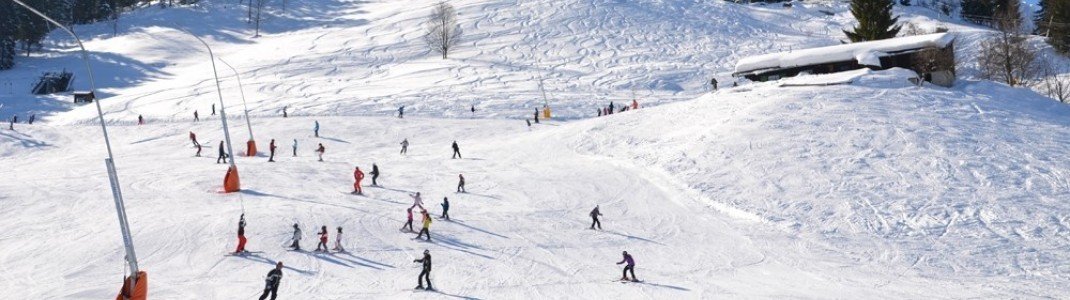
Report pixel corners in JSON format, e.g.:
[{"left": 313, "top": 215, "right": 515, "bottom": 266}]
[{"left": 225, "top": 251, "right": 263, "bottom": 256}]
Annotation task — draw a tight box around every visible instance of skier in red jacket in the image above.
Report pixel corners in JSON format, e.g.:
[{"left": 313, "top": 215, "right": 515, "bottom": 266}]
[{"left": 353, "top": 167, "right": 365, "bottom": 194}]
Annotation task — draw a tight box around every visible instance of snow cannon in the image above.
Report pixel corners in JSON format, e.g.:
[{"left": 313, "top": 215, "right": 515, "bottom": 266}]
[
  {"left": 542, "top": 106, "right": 552, "bottom": 119},
  {"left": 224, "top": 165, "right": 241, "bottom": 192},
  {"left": 246, "top": 140, "right": 257, "bottom": 157},
  {"left": 116, "top": 271, "right": 147, "bottom": 300}
]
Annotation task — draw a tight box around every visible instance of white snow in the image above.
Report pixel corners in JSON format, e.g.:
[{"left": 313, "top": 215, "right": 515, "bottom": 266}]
[
  {"left": 734, "top": 33, "right": 955, "bottom": 75},
  {"left": 2, "top": 0, "right": 1070, "bottom": 298}
]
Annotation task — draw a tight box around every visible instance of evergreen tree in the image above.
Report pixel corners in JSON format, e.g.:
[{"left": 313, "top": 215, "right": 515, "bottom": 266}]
[
  {"left": 961, "top": 0, "right": 997, "bottom": 24},
  {"left": 1037, "top": 0, "right": 1070, "bottom": 54},
  {"left": 0, "top": 0, "right": 17, "bottom": 70},
  {"left": 13, "top": 0, "right": 51, "bottom": 56},
  {"left": 844, "top": 0, "right": 902, "bottom": 42}
]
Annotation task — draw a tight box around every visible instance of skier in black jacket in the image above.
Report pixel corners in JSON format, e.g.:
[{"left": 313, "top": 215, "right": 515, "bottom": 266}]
[
  {"left": 258, "top": 262, "right": 283, "bottom": 300},
  {"left": 371, "top": 164, "right": 380, "bottom": 186},
  {"left": 451, "top": 141, "right": 461, "bottom": 159},
  {"left": 414, "top": 250, "right": 433, "bottom": 290},
  {"left": 589, "top": 205, "right": 602, "bottom": 230},
  {"left": 217, "top": 141, "right": 228, "bottom": 164}
]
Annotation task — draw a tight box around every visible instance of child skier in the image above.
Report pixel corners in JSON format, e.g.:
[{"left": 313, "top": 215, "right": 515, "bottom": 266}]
[
  {"left": 409, "top": 192, "right": 425, "bottom": 210},
  {"left": 440, "top": 197, "right": 450, "bottom": 221},
  {"left": 316, "top": 226, "right": 329, "bottom": 252},
  {"left": 456, "top": 174, "right": 466, "bottom": 193},
  {"left": 258, "top": 262, "right": 283, "bottom": 300},
  {"left": 235, "top": 214, "right": 247, "bottom": 254},
  {"left": 371, "top": 164, "right": 380, "bottom": 186},
  {"left": 401, "top": 208, "right": 415, "bottom": 232},
  {"left": 590, "top": 205, "right": 602, "bottom": 230},
  {"left": 268, "top": 139, "right": 277, "bottom": 162},
  {"left": 333, "top": 227, "right": 345, "bottom": 252},
  {"left": 416, "top": 210, "right": 432, "bottom": 241},
  {"left": 353, "top": 167, "right": 365, "bottom": 194},
  {"left": 616, "top": 251, "right": 638, "bottom": 282},
  {"left": 413, "top": 250, "right": 433, "bottom": 290},
  {"left": 289, "top": 223, "right": 302, "bottom": 251},
  {"left": 316, "top": 143, "right": 325, "bottom": 162},
  {"left": 451, "top": 141, "right": 461, "bottom": 159}
]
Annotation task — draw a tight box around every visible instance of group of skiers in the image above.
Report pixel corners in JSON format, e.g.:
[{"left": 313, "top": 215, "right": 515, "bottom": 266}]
[
  {"left": 596, "top": 100, "right": 640, "bottom": 117},
  {"left": 6, "top": 114, "right": 35, "bottom": 130}
]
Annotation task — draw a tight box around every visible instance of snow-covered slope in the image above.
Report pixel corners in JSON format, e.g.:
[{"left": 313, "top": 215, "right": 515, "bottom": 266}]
[{"left": 3, "top": 69, "right": 1069, "bottom": 298}]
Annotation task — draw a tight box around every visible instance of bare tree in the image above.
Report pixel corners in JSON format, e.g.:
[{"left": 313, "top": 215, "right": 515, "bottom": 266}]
[
  {"left": 977, "top": 11, "right": 1037, "bottom": 87},
  {"left": 253, "top": 0, "right": 265, "bottom": 38},
  {"left": 425, "top": 1, "right": 462, "bottom": 59},
  {"left": 1038, "top": 60, "right": 1070, "bottom": 103}
]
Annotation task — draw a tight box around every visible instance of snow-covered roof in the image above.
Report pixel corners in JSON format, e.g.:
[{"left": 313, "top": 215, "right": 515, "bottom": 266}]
[{"left": 733, "top": 33, "right": 955, "bottom": 76}]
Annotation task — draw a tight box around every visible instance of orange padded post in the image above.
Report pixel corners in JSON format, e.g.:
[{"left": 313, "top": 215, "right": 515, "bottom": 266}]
[
  {"left": 224, "top": 165, "right": 241, "bottom": 193},
  {"left": 246, "top": 140, "right": 257, "bottom": 157},
  {"left": 115, "top": 271, "right": 147, "bottom": 300}
]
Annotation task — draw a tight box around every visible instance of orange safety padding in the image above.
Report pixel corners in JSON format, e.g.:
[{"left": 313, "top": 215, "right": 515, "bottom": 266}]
[
  {"left": 224, "top": 165, "right": 241, "bottom": 193},
  {"left": 542, "top": 107, "right": 552, "bottom": 119},
  {"left": 115, "top": 271, "right": 148, "bottom": 300},
  {"left": 246, "top": 140, "right": 258, "bottom": 157}
]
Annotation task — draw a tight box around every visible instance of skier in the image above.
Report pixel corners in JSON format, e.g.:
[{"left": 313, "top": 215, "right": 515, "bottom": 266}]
[
  {"left": 313, "top": 120, "right": 320, "bottom": 138},
  {"left": 211, "top": 103, "right": 216, "bottom": 115},
  {"left": 413, "top": 249, "right": 433, "bottom": 290},
  {"left": 711, "top": 78, "right": 718, "bottom": 90},
  {"left": 289, "top": 223, "right": 302, "bottom": 250},
  {"left": 416, "top": 210, "right": 432, "bottom": 241},
  {"left": 631, "top": 99, "right": 638, "bottom": 110},
  {"left": 28, "top": 114, "right": 34, "bottom": 125},
  {"left": 534, "top": 109, "right": 539, "bottom": 124},
  {"left": 316, "top": 225, "right": 329, "bottom": 252},
  {"left": 617, "top": 251, "right": 638, "bottom": 282},
  {"left": 7, "top": 117, "right": 12, "bottom": 130},
  {"left": 370, "top": 163, "right": 380, "bottom": 186},
  {"left": 451, "top": 141, "right": 461, "bottom": 159},
  {"left": 526, "top": 119, "right": 531, "bottom": 129},
  {"left": 353, "top": 166, "right": 365, "bottom": 194},
  {"left": 258, "top": 262, "right": 284, "bottom": 300},
  {"left": 315, "top": 143, "right": 325, "bottom": 162},
  {"left": 440, "top": 197, "right": 450, "bottom": 221},
  {"left": 401, "top": 208, "right": 415, "bottom": 232},
  {"left": 608, "top": 102, "right": 614, "bottom": 115},
  {"left": 282, "top": 106, "right": 288, "bottom": 118},
  {"left": 597, "top": 109, "right": 602, "bottom": 117},
  {"left": 268, "top": 139, "right": 277, "bottom": 162},
  {"left": 398, "top": 106, "right": 405, "bottom": 118},
  {"left": 235, "top": 214, "right": 247, "bottom": 253},
  {"left": 217, "top": 141, "right": 229, "bottom": 164},
  {"left": 590, "top": 205, "right": 602, "bottom": 230},
  {"left": 194, "top": 110, "right": 199, "bottom": 122},
  {"left": 470, "top": 105, "right": 475, "bottom": 115},
  {"left": 456, "top": 174, "right": 465, "bottom": 193},
  {"left": 292, "top": 139, "right": 298, "bottom": 157},
  {"left": 190, "top": 131, "right": 202, "bottom": 157},
  {"left": 409, "top": 192, "right": 425, "bottom": 210},
  {"left": 333, "top": 227, "right": 345, "bottom": 252},
  {"left": 400, "top": 138, "right": 409, "bottom": 155},
  {"left": 137, "top": 115, "right": 144, "bottom": 125}
]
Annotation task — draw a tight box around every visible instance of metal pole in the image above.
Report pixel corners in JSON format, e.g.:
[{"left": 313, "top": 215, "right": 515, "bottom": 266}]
[
  {"left": 177, "top": 29, "right": 238, "bottom": 169},
  {"left": 8, "top": 0, "right": 140, "bottom": 287},
  {"left": 217, "top": 58, "right": 254, "bottom": 141}
]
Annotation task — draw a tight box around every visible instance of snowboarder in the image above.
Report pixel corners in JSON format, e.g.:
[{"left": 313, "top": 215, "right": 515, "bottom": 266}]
[
  {"left": 292, "top": 139, "right": 298, "bottom": 157},
  {"left": 313, "top": 120, "right": 320, "bottom": 138},
  {"left": 315, "top": 143, "right": 325, "bottom": 162},
  {"left": 398, "top": 106, "right": 405, "bottom": 118},
  {"left": 631, "top": 99, "right": 638, "bottom": 110},
  {"left": 590, "top": 205, "right": 602, "bottom": 230},
  {"left": 451, "top": 141, "right": 461, "bottom": 159},
  {"left": 211, "top": 103, "right": 216, "bottom": 115},
  {"left": 413, "top": 249, "right": 433, "bottom": 290},
  {"left": 235, "top": 214, "right": 247, "bottom": 253},
  {"left": 617, "top": 251, "right": 638, "bottom": 282},
  {"left": 194, "top": 110, "right": 199, "bottom": 122},
  {"left": 440, "top": 197, "right": 450, "bottom": 221},
  {"left": 416, "top": 210, "right": 432, "bottom": 241},
  {"left": 258, "top": 262, "right": 284, "bottom": 300},
  {"left": 456, "top": 174, "right": 465, "bottom": 193},
  {"left": 28, "top": 114, "right": 34, "bottom": 124},
  {"left": 401, "top": 208, "right": 415, "bottom": 232},
  {"left": 711, "top": 78, "right": 718, "bottom": 90},
  {"left": 282, "top": 106, "right": 288, "bottom": 118},
  {"left": 217, "top": 141, "right": 229, "bottom": 164},
  {"left": 400, "top": 138, "right": 409, "bottom": 155},
  {"left": 289, "top": 223, "right": 302, "bottom": 250},
  {"left": 534, "top": 109, "right": 539, "bottom": 124},
  {"left": 409, "top": 192, "right": 425, "bottom": 210},
  {"left": 333, "top": 227, "right": 344, "bottom": 252},
  {"left": 353, "top": 166, "right": 365, "bottom": 194},
  {"left": 268, "top": 139, "right": 277, "bottom": 162},
  {"left": 316, "top": 225, "right": 329, "bottom": 252},
  {"left": 137, "top": 115, "right": 144, "bottom": 125},
  {"left": 370, "top": 163, "right": 380, "bottom": 186}
]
